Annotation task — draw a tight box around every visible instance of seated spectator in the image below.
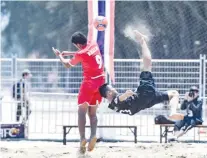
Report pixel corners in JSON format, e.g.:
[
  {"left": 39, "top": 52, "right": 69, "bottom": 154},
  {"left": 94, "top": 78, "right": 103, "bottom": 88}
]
[{"left": 169, "top": 86, "right": 203, "bottom": 142}]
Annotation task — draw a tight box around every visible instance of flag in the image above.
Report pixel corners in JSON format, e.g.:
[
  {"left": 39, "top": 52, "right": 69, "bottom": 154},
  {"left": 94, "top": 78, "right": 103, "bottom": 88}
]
[{"left": 88, "top": 0, "right": 115, "bottom": 84}]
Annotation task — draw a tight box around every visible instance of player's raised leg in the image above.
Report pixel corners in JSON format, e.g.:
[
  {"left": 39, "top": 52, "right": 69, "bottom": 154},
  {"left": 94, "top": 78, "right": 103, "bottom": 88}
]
[
  {"left": 167, "top": 90, "right": 183, "bottom": 120},
  {"left": 134, "top": 30, "right": 152, "bottom": 72},
  {"left": 134, "top": 30, "right": 180, "bottom": 119},
  {"left": 78, "top": 103, "right": 88, "bottom": 154},
  {"left": 87, "top": 105, "right": 98, "bottom": 151}
]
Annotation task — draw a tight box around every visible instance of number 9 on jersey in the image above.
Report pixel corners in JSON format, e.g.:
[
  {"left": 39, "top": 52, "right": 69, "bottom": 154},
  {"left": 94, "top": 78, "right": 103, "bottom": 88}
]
[{"left": 95, "top": 55, "right": 102, "bottom": 69}]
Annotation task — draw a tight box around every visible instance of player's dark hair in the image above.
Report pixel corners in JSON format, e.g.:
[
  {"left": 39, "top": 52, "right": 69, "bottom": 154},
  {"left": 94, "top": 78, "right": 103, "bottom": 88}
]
[
  {"left": 99, "top": 83, "right": 109, "bottom": 98},
  {"left": 71, "top": 32, "right": 87, "bottom": 45}
]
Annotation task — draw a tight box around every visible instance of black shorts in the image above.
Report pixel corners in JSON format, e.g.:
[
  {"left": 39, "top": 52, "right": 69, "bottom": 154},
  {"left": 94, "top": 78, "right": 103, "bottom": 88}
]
[
  {"left": 16, "top": 101, "right": 31, "bottom": 121},
  {"left": 136, "top": 71, "right": 169, "bottom": 110}
]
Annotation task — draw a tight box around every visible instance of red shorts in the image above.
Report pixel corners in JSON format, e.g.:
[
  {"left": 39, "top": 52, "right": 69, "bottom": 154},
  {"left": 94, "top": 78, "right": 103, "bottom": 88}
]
[{"left": 78, "top": 76, "right": 105, "bottom": 106}]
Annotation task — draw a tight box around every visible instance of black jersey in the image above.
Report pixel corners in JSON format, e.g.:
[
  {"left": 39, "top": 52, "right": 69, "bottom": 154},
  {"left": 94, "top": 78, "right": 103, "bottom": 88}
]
[{"left": 107, "top": 71, "right": 169, "bottom": 115}]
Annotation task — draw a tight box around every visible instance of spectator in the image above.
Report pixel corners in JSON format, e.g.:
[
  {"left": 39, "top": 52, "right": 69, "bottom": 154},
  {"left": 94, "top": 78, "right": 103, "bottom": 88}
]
[
  {"left": 169, "top": 86, "right": 203, "bottom": 142},
  {"left": 12, "top": 69, "right": 32, "bottom": 123}
]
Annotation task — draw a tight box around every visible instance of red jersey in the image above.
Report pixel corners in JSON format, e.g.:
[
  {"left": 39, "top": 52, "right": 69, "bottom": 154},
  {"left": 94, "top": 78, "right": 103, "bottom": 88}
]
[{"left": 68, "top": 41, "right": 105, "bottom": 79}]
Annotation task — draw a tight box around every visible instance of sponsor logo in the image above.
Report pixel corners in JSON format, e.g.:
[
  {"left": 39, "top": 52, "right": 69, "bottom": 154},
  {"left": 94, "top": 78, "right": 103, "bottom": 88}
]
[
  {"left": 0, "top": 124, "right": 24, "bottom": 138},
  {"left": 0, "top": 128, "right": 20, "bottom": 138}
]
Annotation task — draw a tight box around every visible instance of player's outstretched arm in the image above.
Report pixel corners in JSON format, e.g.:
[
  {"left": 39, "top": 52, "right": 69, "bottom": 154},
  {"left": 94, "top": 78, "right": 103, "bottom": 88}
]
[
  {"left": 58, "top": 54, "right": 72, "bottom": 68},
  {"left": 134, "top": 30, "right": 152, "bottom": 72},
  {"left": 61, "top": 51, "right": 75, "bottom": 56},
  {"left": 118, "top": 90, "right": 136, "bottom": 102},
  {"left": 52, "top": 47, "right": 72, "bottom": 68},
  {"left": 52, "top": 47, "right": 75, "bottom": 57}
]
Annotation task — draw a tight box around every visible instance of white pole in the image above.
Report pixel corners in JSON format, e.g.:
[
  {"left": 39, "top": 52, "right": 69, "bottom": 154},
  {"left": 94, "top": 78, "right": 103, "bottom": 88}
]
[
  {"left": 0, "top": 35, "right": 2, "bottom": 122},
  {"left": 203, "top": 55, "right": 206, "bottom": 122},
  {"left": 199, "top": 54, "right": 203, "bottom": 97}
]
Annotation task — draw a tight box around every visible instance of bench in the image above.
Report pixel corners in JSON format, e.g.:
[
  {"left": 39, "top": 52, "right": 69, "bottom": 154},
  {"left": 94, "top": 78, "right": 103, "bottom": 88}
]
[
  {"left": 157, "top": 124, "right": 207, "bottom": 143},
  {"left": 63, "top": 125, "right": 137, "bottom": 145}
]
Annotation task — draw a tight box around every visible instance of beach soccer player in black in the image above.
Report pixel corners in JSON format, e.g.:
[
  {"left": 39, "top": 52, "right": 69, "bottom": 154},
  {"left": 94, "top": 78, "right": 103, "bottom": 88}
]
[{"left": 99, "top": 30, "right": 181, "bottom": 119}]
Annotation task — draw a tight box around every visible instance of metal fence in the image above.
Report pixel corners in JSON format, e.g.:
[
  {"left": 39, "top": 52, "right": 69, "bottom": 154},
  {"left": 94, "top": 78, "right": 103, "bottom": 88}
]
[
  {"left": 1, "top": 57, "right": 204, "bottom": 95},
  {"left": 0, "top": 55, "right": 206, "bottom": 142}
]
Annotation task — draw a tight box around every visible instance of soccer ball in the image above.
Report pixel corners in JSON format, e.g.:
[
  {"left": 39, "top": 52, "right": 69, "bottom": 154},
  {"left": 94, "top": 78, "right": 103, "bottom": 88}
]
[{"left": 93, "top": 16, "right": 108, "bottom": 31}]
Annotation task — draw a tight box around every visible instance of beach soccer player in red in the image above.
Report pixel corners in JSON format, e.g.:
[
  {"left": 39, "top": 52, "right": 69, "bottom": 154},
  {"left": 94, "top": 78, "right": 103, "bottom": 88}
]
[{"left": 52, "top": 27, "right": 105, "bottom": 153}]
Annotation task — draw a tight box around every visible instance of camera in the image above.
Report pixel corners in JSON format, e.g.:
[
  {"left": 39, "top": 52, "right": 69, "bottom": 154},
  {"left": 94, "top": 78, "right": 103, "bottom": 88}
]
[
  {"left": 188, "top": 86, "right": 199, "bottom": 98},
  {"left": 188, "top": 91, "right": 195, "bottom": 97}
]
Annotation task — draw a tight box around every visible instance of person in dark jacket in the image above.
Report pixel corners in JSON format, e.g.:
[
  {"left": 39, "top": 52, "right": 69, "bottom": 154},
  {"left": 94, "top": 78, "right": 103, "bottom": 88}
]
[
  {"left": 13, "top": 69, "right": 32, "bottom": 123},
  {"left": 169, "top": 86, "right": 203, "bottom": 141}
]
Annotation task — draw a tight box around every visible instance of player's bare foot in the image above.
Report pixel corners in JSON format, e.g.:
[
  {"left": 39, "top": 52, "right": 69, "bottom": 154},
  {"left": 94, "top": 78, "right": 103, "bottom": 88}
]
[
  {"left": 133, "top": 30, "right": 148, "bottom": 45},
  {"left": 79, "top": 139, "right": 87, "bottom": 154},
  {"left": 87, "top": 137, "right": 97, "bottom": 152}
]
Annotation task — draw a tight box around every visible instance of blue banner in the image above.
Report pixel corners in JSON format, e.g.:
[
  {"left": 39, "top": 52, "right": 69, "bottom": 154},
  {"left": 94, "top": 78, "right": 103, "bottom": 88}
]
[{"left": 1, "top": 123, "right": 25, "bottom": 139}]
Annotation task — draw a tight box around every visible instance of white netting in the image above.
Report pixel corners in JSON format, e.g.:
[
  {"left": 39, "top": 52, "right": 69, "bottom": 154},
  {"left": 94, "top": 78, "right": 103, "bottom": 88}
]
[
  {"left": 0, "top": 58, "right": 13, "bottom": 91},
  {"left": 1, "top": 59, "right": 201, "bottom": 96},
  {"left": 1, "top": 2, "right": 206, "bottom": 59},
  {"left": 16, "top": 59, "right": 82, "bottom": 93},
  {"left": 114, "top": 59, "right": 200, "bottom": 96},
  {"left": 115, "top": 1, "right": 207, "bottom": 59}
]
